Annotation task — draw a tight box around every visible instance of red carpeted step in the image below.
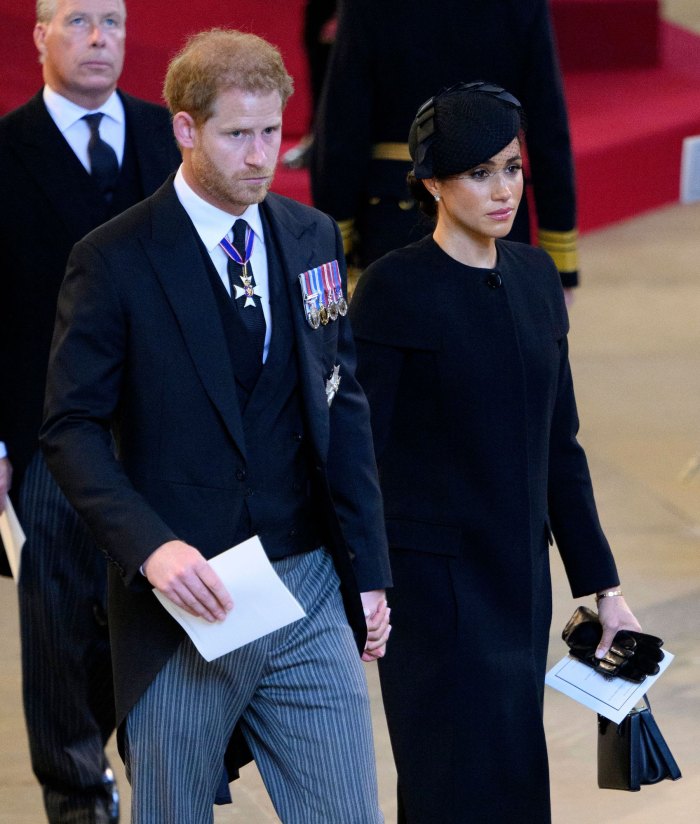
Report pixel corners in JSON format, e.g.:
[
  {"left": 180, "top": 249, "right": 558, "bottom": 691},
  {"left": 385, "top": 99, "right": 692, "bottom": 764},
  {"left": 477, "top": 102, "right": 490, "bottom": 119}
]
[
  {"left": 551, "top": 0, "right": 660, "bottom": 71},
  {"left": 566, "top": 22, "right": 700, "bottom": 231}
]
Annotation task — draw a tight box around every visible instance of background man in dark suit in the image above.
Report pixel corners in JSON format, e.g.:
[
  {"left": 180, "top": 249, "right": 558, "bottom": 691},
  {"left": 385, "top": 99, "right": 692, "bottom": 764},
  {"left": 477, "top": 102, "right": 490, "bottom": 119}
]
[
  {"left": 41, "top": 28, "right": 392, "bottom": 823},
  {"left": 0, "top": 1, "right": 180, "bottom": 820}
]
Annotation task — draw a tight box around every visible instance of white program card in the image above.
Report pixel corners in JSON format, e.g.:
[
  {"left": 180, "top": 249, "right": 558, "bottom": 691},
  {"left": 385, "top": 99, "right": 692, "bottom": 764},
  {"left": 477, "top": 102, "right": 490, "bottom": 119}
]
[
  {"left": 545, "top": 650, "right": 674, "bottom": 723},
  {"left": 0, "top": 496, "right": 26, "bottom": 583},
  {"left": 154, "top": 535, "right": 306, "bottom": 661}
]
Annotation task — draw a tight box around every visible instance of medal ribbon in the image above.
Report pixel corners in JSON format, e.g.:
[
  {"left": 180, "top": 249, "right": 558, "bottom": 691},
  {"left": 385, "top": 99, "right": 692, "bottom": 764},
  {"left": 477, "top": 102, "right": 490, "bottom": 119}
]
[
  {"left": 219, "top": 225, "right": 255, "bottom": 268},
  {"left": 321, "top": 263, "right": 334, "bottom": 301},
  {"left": 330, "top": 260, "right": 343, "bottom": 300},
  {"left": 309, "top": 267, "right": 325, "bottom": 308},
  {"left": 303, "top": 269, "right": 316, "bottom": 304}
]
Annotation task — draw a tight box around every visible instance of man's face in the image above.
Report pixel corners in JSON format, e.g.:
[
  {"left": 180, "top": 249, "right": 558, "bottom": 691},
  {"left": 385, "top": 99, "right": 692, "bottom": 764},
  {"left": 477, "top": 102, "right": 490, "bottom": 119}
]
[
  {"left": 177, "top": 87, "right": 283, "bottom": 216},
  {"left": 33, "top": 0, "right": 126, "bottom": 108}
]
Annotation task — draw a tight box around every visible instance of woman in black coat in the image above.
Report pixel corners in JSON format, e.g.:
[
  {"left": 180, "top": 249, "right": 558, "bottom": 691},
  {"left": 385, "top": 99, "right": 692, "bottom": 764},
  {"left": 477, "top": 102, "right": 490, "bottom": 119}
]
[{"left": 350, "top": 83, "right": 644, "bottom": 823}]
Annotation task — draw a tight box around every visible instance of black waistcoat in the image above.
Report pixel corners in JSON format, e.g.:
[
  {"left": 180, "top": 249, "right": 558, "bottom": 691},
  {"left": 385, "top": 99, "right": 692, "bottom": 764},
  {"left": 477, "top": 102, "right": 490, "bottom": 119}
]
[{"left": 199, "top": 207, "right": 326, "bottom": 559}]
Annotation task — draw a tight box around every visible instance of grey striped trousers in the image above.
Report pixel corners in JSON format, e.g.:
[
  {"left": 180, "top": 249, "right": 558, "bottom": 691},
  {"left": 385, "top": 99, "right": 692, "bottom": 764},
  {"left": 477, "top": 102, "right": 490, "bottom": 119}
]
[
  {"left": 125, "top": 548, "right": 383, "bottom": 823},
  {"left": 18, "top": 450, "right": 115, "bottom": 822}
]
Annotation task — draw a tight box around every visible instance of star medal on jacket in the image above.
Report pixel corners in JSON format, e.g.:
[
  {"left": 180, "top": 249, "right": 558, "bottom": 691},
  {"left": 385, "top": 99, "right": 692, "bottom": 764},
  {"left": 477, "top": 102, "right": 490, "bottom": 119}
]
[
  {"left": 325, "top": 364, "right": 341, "bottom": 407},
  {"left": 298, "top": 260, "right": 345, "bottom": 328},
  {"left": 219, "top": 228, "right": 257, "bottom": 307}
]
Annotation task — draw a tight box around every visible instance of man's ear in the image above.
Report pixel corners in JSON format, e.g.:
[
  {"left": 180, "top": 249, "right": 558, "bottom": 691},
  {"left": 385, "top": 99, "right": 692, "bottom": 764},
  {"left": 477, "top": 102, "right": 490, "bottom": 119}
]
[
  {"left": 33, "top": 23, "right": 48, "bottom": 62},
  {"left": 172, "top": 111, "right": 197, "bottom": 150}
]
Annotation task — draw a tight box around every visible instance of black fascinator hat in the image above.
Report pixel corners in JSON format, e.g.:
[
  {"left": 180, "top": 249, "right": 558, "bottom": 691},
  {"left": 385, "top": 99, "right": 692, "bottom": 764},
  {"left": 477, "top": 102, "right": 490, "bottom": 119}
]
[{"left": 409, "top": 81, "right": 524, "bottom": 179}]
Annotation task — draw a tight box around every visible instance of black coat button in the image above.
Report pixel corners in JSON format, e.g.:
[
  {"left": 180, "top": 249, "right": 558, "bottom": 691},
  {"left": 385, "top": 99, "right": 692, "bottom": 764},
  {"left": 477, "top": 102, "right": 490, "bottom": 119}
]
[
  {"left": 236, "top": 469, "right": 246, "bottom": 481},
  {"left": 487, "top": 272, "right": 502, "bottom": 289}
]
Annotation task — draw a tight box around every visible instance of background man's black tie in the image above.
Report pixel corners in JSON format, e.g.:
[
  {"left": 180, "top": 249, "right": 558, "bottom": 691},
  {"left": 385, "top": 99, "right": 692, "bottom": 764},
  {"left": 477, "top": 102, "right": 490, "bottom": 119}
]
[
  {"left": 228, "top": 218, "right": 266, "bottom": 382},
  {"left": 83, "top": 113, "right": 119, "bottom": 202}
]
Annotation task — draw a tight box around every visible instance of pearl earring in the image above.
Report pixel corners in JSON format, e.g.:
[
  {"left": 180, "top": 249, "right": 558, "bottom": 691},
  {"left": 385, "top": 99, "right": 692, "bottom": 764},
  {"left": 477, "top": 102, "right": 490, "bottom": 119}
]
[{"left": 434, "top": 194, "right": 441, "bottom": 202}]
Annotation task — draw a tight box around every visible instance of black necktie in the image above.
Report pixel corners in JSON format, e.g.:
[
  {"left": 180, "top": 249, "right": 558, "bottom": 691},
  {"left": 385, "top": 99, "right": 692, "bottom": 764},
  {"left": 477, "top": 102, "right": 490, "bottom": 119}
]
[
  {"left": 83, "top": 113, "right": 119, "bottom": 202},
  {"left": 228, "top": 218, "right": 266, "bottom": 371}
]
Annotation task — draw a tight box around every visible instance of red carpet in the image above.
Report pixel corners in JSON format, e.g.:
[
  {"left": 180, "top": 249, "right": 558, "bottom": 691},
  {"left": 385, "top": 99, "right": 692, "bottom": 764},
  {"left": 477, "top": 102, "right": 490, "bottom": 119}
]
[
  {"left": 551, "top": 0, "right": 660, "bottom": 71},
  {"left": 565, "top": 22, "right": 700, "bottom": 231},
  {"left": 2, "top": 1, "right": 699, "bottom": 234}
]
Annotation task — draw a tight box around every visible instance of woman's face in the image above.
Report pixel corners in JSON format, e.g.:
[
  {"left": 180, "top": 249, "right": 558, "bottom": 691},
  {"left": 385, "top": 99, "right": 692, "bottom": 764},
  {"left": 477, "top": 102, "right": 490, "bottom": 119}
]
[{"left": 428, "top": 138, "right": 523, "bottom": 244}]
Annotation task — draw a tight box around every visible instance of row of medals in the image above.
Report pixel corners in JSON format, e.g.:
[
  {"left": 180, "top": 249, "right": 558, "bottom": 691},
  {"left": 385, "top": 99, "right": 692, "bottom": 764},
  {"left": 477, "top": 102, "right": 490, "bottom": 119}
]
[{"left": 308, "top": 289, "right": 348, "bottom": 329}]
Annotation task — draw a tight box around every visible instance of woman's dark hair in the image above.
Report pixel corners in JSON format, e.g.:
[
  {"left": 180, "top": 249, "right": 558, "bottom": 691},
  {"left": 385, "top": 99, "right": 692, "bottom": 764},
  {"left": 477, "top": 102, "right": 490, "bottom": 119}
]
[{"left": 407, "top": 172, "right": 438, "bottom": 219}]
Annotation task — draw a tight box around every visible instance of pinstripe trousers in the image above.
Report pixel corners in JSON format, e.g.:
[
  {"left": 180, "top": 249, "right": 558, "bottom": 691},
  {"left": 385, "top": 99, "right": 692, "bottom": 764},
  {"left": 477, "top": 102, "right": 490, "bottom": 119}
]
[
  {"left": 18, "top": 451, "right": 116, "bottom": 823},
  {"left": 125, "top": 548, "right": 383, "bottom": 824}
]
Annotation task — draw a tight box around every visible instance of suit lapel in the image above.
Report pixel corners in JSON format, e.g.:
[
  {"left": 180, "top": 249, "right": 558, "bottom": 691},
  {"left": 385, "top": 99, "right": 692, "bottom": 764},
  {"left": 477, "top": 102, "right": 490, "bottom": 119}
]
[
  {"left": 142, "top": 182, "right": 247, "bottom": 459},
  {"left": 261, "top": 196, "right": 331, "bottom": 461}
]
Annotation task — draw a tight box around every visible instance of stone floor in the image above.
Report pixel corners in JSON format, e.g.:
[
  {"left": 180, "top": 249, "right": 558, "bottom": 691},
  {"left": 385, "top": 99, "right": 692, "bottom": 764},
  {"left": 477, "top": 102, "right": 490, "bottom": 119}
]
[{"left": 2, "top": 199, "right": 698, "bottom": 822}]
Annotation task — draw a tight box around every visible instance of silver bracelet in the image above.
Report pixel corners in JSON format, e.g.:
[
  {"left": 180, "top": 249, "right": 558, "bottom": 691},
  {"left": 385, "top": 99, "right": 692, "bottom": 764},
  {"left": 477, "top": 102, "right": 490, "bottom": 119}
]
[{"left": 595, "top": 589, "right": 623, "bottom": 603}]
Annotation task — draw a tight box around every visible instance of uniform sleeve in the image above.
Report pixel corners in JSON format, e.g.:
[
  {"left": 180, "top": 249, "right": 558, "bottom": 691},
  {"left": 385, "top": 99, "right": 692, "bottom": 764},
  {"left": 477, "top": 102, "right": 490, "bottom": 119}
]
[
  {"left": 522, "top": 0, "right": 580, "bottom": 287},
  {"left": 310, "top": 0, "right": 374, "bottom": 254}
]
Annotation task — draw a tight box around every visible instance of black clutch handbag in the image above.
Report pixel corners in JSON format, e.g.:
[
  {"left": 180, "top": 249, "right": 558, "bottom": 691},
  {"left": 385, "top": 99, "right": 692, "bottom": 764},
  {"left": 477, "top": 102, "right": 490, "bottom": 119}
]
[{"left": 597, "top": 695, "right": 682, "bottom": 791}]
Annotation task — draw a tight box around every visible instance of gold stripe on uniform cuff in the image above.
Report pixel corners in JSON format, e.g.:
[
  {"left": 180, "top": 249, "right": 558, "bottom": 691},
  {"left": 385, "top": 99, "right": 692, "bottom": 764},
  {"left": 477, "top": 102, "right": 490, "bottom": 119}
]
[
  {"left": 538, "top": 228, "right": 579, "bottom": 273},
  {"left": 372, "top": 142, "right": 412, "bottom": 161}
]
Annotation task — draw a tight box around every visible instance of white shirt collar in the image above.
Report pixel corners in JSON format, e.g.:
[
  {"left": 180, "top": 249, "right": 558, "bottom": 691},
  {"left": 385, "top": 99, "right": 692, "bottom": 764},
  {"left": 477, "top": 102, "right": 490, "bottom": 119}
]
[
  {"left": 42, "top": 85, "right": 124, "bottom": 133},
  {"left": 173, "top": 166, "right": 265, "bottom": 252}
]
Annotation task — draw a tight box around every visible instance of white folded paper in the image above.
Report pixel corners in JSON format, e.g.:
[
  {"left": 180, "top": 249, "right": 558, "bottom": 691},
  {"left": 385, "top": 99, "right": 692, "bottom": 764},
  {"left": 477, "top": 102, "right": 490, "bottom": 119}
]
[
  {"left": 545, "top": 649, "right": 674, "bottom": 723},
  {"left": 0, "top": 496, "right": 26, "bottom": 583},
  {"left": 154, "top": 535, "right": 306, "bottom": 661}
]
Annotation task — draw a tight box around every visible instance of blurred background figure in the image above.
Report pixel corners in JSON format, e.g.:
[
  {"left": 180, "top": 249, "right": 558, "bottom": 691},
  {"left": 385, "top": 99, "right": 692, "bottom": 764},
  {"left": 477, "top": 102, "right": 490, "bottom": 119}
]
[
  {"left": 310, "top": 0, "right": 580, "bottom": 301},
  {"left": 281, "top": 0, "right": 337, "bottom": 169}
]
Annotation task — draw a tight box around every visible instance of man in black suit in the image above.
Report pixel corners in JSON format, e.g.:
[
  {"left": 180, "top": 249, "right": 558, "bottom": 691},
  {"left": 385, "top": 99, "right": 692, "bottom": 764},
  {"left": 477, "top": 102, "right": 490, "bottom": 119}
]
[
  {"left": 0, "top": 1, "right": 180, "bottom": 820},
  {"left": 41, "top": 28, "right": 392, "bottom": 823}
]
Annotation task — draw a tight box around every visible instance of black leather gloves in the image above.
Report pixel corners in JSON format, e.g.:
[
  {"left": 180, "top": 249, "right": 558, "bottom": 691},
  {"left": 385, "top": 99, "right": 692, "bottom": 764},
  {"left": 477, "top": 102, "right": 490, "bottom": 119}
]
[{"left": 562, "top": 606, "right": 664, "bottom": 683}]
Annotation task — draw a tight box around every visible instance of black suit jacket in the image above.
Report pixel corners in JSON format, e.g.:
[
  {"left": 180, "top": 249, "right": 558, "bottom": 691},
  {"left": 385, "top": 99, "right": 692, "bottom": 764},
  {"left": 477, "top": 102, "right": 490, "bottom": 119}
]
[
  {"left": 0, "top": 90, "right": 181, "bottom": 493},
  {"left": 41, "top": 180, "right": 391, "bottom": 725}
]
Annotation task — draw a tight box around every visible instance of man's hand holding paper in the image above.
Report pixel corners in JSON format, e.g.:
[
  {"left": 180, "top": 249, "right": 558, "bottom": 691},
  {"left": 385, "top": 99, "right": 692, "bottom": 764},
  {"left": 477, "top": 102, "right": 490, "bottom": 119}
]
[
  {"left": 144, "top": 539, "right": 233, "bottom": 623},
  {"left": 152, "top": 536, "right": 306, "bottom": 662}
]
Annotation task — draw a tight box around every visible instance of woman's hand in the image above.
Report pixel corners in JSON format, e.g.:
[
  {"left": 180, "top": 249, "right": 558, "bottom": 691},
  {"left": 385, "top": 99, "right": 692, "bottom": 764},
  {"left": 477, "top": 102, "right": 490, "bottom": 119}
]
[
  {"left": 595, "top": 595, "right": 641, "bottom": 659},
  {"left": 360, "top": 590, "right": 391, "bottom": 662}
]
